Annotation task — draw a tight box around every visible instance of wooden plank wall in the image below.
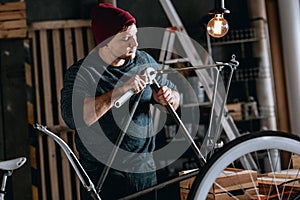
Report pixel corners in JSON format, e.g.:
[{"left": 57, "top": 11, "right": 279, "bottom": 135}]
[
  {"left": 27, "top": 20, "right": 95, "bottom": 200},
  {"left": 0, "top": 1, "right": 26, "bottom": 38}
]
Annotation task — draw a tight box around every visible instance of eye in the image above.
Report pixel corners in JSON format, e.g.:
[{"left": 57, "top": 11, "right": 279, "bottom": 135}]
[{"left": 122, "top": 36, "right": 130, "bottom": 41}]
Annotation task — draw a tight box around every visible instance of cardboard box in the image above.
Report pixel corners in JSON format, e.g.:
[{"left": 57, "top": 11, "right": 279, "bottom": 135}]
[{"left": 227, "top": 103, "right": 243, "bottom": 121}]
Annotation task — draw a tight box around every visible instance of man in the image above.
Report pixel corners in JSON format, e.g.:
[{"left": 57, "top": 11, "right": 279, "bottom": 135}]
[{"left": 61, "top": 3, "right": 180, "bottom": 199}]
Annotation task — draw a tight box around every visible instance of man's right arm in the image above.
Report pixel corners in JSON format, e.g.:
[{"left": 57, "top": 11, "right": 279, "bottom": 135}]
[
  {"left": 83, "top": 88, "right": 124, "bottom": 126},
  {"left": 61, "top": 62, "right": 148, "bottom": 127},
  {"left": 82, "top": 74, "right": 147, "bottom": 126}
]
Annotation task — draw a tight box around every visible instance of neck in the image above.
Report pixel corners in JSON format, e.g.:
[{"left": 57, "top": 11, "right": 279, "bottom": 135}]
[{"left": 98, "top": 46, "right": 125, "bottom": 67}]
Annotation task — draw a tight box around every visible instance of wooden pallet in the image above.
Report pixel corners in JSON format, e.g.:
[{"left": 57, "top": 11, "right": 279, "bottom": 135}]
[
  {"left": 27, "top": 19, "right": 95, "bottom": 200},
  {"left": 0, "top": 1, "right": 26, "bottom": 38}
]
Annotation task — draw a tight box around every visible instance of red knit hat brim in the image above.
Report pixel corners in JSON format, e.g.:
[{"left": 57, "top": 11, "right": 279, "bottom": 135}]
[{"left": 91, "top": 3, "right": 136, "bottom": 46}]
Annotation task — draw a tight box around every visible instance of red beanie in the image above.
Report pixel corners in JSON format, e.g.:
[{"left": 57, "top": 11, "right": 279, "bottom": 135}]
[{"left": 90, "top": 3, "right": 136, "bottom": 46}]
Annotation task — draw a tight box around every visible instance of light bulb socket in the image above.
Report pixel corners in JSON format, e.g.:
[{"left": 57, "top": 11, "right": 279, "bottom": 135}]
[{"left": 208, "top": 0, "right": 230, "bottom": 15}]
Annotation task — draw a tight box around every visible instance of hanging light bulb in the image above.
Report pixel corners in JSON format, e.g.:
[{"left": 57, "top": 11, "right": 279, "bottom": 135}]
[
  {"left": 207, "top": 0, "right": 230, "bottom": 38},
  {"left": 207, "top": 13, "right": 229, "bottom": 38}
]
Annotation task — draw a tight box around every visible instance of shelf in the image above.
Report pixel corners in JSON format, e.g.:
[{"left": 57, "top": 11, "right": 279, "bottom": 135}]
[
  {"left": 232, "top": 115, "right": 267, "bottom": 122},
  {"left": 210, "top": 28, "right": 261, "bottom": 45},
  {"left": 222, "top": 67, "right": 259, "bottom": 82}
]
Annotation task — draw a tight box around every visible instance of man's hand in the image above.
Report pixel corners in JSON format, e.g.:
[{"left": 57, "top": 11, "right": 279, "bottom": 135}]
[
  {"left": 124, "top": 75, "right": 147, "bottom": 94},
  {"left": 152, "top": 86, "right": 180, "bottom": 110}
]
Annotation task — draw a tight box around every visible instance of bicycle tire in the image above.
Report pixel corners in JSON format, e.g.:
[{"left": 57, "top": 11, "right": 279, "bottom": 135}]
[{"left": 188, "top": 130, "right": 300, "bottom": 200}]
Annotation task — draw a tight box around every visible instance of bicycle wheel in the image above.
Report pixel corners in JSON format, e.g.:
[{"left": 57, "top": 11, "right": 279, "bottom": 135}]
[{"left": 188, "top": 130, "right": 300, "bottom": 200}]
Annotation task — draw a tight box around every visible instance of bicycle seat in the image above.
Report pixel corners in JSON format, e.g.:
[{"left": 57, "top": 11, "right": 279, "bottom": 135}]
[{"left": 0, "top": 157, "right": 26, "bottom": 171}]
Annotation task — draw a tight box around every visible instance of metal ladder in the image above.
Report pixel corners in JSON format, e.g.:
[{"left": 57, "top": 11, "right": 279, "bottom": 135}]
[
  {"left": 159, "top": 0, "right": 240, "bottom": 141},
  {"left": 158, "top": 0, "right": 257, "bottom": 168}
]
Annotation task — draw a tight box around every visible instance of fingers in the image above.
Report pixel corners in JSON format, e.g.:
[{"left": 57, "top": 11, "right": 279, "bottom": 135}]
[
  {"left": 157, "top": 86, "right": 174, "bottom": 105},
  {"left": 133, "top": 75, "right": 147, "bottom": 93}
]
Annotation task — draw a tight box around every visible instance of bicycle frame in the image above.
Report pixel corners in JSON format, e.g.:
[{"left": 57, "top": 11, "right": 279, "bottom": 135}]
[
  {"left": 34, "top": 55, "right": 238, "bottom": 200},
  {"left": 33, "top": 124, "right": 101, "bottom": 200},
  {"left": 119, "top": 56, "right": 239, "bottom": 200}
]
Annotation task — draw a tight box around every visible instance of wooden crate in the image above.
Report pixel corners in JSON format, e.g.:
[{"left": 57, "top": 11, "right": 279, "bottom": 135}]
[
  {"left": 292, "top": 154, "right": 300, "bottom": 168},
  {"left": 179, "top": 168, "right": 198, "bottom": 191},
  {"left": 258, "top": 169, "right": 300, "bottom": 195},
  {"left": 0, "top": 1, "right": 26, "bottom": 38},
  {"left": 210, "top": 168, "right": 257, "bottom": 193},
  {"left": 267, "top": 168, "right": 300, "bottom": 179},
  {"left": 207, "top": 188, "right": 258, "bottom": 200},
  {"left": 179, "top": 168, "right": 258, "bottom": 200}
]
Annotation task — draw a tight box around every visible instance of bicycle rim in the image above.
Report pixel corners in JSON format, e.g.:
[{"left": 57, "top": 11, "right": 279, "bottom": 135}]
[{"left": 188, "top": 131, "right": 300, "bottom": 200}]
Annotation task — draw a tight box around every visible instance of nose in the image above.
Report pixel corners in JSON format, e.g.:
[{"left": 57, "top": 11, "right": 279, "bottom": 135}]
[{"left": 129, "top": 37, "right": 138, "bottom": 48}]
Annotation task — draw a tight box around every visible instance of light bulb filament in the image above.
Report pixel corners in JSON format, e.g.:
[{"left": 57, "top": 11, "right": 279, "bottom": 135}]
[
  {"left": 214, "top": 17, "right": 223, "bottom": 34},
  {"left": 207, "top": 13, "right": 229, "bottom": 38}
]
